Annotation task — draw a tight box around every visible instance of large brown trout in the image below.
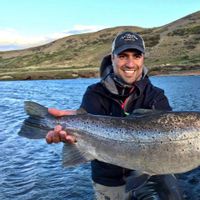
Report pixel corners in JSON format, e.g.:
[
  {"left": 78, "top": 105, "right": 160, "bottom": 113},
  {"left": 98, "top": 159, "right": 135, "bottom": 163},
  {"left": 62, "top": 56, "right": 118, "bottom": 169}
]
[{"left": 18, "top": 101, "right": 200, "bottom": 176}]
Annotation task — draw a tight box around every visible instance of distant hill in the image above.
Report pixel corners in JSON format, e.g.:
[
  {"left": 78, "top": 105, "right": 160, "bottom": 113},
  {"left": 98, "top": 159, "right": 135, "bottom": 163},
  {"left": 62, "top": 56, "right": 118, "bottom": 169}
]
[{"left": 0, "top": 11, "right": 200, "bottom": 80}]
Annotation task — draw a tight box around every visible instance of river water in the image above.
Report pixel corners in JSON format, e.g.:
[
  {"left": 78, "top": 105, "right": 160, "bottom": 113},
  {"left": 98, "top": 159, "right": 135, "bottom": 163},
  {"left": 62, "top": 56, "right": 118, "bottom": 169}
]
[{"left": 0, "top": 76, "right": 200, "bottom": 200}]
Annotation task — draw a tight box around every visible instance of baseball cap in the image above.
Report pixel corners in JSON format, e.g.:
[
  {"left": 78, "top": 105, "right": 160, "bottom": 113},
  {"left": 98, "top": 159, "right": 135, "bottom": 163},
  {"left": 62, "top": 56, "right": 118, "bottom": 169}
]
[{"left": 112, "top": 31, "right": 145, "bottom": 55}]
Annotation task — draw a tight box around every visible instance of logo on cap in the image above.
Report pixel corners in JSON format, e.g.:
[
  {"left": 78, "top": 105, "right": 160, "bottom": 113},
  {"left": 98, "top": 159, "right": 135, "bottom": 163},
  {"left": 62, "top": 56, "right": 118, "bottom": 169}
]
[{"left": 121, "top": 33, "right": 138, "bottom": 41}]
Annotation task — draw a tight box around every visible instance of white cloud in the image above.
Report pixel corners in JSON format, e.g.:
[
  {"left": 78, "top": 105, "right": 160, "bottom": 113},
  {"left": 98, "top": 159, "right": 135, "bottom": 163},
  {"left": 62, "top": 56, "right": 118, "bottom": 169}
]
[{"left": 0, "top": 25, "right": 106, "bottom": 51}]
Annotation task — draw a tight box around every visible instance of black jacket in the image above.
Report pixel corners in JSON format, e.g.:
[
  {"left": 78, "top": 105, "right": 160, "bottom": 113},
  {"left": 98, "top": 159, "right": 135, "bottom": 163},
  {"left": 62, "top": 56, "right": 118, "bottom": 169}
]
[{"left": 80, "top": 56, "right": 172, "bottom": 186}]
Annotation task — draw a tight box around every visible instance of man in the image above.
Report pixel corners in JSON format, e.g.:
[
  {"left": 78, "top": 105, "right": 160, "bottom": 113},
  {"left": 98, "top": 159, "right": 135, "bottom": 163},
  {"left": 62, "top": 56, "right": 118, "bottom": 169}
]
[{"left": 46, "top": 31, "right": 183, "bottom": 200}]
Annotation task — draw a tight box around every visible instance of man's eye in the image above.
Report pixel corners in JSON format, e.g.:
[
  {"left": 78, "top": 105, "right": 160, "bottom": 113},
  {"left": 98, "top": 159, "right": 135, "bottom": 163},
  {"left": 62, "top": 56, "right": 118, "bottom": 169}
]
[
  {"left": 118, "top": 55, "right": 126, "bottom": 59},
  {"left": 135, "top": 54, "right": 142, "bottom": 59}
]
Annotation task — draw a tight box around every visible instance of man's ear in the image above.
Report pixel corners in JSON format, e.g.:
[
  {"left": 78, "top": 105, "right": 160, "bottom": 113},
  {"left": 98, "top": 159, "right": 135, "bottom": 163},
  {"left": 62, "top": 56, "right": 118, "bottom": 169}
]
[{"left": 111, "top": 54, "right": 115, "bottom": 64}]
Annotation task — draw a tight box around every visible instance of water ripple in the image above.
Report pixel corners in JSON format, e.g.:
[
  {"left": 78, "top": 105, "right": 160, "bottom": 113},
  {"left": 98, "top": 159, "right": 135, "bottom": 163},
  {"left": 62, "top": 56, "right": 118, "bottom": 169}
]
[{"left": 0, "top": 77, "right": 200, "bottom": 199}]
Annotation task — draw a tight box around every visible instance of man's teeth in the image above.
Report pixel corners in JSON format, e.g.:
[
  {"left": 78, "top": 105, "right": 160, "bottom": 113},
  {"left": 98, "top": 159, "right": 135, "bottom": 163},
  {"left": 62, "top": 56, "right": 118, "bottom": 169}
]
[{"left": 124, "top": 70, "right": 136, "bottom": 73}]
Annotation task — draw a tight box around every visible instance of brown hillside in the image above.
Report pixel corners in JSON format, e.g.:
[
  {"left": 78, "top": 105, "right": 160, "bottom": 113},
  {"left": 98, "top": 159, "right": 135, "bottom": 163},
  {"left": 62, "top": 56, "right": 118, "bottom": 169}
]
[{"left": 0, "top": 11, "right": 200, "bottom": 80}]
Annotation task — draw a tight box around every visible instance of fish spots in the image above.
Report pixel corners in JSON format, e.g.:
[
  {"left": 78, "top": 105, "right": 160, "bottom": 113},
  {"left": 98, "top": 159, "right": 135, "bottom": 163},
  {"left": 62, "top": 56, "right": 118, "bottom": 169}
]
[
  {"left": 138, "top": 130, "right": 142, "bottom": 134},
  {"left": 118, "top": 128, "right": 123, "bottom": 132}
]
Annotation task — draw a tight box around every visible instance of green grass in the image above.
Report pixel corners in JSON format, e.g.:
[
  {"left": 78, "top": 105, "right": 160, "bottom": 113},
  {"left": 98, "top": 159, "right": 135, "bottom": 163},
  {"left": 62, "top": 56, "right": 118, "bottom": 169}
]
[
  {"left": 167, "top": 25, "right": 200, "bottom": 36},
  {"left": 1, "top": 11, "right": 200, "bottom": 80}
]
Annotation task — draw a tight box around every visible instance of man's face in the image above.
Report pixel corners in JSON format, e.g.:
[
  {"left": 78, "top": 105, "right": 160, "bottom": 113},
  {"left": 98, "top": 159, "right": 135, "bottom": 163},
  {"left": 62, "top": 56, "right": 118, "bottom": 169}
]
[{"left": 112, "top": 50, "right": 144, "bottom": 84}]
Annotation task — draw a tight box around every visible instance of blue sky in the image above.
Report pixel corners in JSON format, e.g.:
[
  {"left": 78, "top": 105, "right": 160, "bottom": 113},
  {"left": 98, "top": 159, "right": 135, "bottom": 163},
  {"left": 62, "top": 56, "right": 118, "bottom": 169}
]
[{"left": 0, "top": 0, "right": 199, "bottom": 51}]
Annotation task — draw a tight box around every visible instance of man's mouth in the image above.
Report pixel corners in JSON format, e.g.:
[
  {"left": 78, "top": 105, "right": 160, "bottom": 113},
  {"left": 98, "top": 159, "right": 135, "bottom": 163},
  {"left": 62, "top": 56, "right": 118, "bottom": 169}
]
[{"left": 123, "top": 69, "right": 137, "bottom": 75}]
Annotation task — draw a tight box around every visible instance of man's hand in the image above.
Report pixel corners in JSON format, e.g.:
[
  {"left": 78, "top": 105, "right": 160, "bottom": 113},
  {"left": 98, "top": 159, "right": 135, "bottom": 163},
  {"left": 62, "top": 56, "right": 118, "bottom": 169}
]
[{"left": 45, "top": 108, "right": 77, "bottom": 144}]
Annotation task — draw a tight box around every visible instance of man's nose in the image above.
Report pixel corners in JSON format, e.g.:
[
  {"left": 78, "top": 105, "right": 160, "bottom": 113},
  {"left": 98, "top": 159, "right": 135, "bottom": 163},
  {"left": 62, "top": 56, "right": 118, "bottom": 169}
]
[{"left": 125, "top": 58, "right": 135, "bottom": 67}]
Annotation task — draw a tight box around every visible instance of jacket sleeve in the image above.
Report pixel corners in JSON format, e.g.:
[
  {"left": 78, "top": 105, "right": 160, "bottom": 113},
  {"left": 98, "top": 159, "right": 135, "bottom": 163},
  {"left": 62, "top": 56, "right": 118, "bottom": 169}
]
[
  {"left": 80, "top": 86, "right": 108, "bottom": 115},
  {"left": 151, "top": 88, "right": 172, "bottom": 111}
]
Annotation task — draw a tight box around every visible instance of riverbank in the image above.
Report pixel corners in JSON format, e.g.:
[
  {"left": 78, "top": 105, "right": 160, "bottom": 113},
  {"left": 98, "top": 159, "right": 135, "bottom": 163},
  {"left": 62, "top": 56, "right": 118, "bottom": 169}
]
[
  {"left": 151, "top": 69, "right": 200, "bottom": 77},
  {"left": 0, "top": 68, "right": 200, "bottom": 81}
]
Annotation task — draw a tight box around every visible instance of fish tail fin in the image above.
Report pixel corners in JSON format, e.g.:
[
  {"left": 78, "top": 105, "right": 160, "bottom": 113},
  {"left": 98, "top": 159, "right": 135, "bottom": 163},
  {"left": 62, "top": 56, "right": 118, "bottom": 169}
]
[
  {"left": 18, "top": 101, "right": 53, "bottom": 139},
  {"left": 24, "top": 101, "right": 48, "bottom": 117}
]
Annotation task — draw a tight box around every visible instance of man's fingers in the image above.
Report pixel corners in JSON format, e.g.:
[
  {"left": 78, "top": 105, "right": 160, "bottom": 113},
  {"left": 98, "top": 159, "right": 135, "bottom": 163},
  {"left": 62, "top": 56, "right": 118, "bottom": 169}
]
[
  {"left": 46, "top": 131, "right": 54, "bottom": 144},
  {"left": 48, "top": 108, "right": 65, "bottom": 117},
  {"left": 52, "top": 133, "right": 61, "bottom": 143},
  {"left": 57, "top": 130, "right": 77, "bottom": 144},
  {"left": 46, "top": 127, "right": 77, "bottom": 144},
  {"left": 46, "top": 129, "right": 62, "bottom": 143},
  {"left": 59, "top": 130, "right": 68, "bottom": 142},
  {"left": 54, "top": 125, "right": 62, "bottom": 133},
  {"left": 48, "top": 108, "right": 77, "bottom": 117},
  {"left": 66, "top": 135, "right": 77, "bottom": 144}
]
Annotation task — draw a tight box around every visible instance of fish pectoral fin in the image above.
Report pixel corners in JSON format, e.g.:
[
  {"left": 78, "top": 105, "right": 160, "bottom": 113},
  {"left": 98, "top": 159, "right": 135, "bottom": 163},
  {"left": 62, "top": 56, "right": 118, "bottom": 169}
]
[
  {"left": 125, "top": 172, "right": 150, "bottom": 192},
  {"left": 62, "top": 143, "right": 91, "bottom": 167}
]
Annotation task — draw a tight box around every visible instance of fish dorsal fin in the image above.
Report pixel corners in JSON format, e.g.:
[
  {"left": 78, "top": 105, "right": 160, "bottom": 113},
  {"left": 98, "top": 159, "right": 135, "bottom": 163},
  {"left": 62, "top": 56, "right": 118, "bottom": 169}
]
[
  {"left": 128, "top": 109, "right": 163, "bottom": 118},
  {"left": 24, "top": 101, "right": 48, "bottom": 117},
  {"left": 62, "top": 143, "right": 93, "bottom": 167},
  {"left": 76, "top": 108, "right": 87, "bottom": 115},
  {"left": 133, "top": 108, "right": 155, "bottom": 115}
]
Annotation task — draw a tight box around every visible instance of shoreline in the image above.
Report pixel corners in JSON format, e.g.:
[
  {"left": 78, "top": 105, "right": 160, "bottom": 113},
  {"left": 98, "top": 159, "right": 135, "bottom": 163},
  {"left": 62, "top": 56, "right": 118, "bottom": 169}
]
[
  {"left": 150, "top": 70, "right": 200, "bottom": 77},
  {"left": 0, "top": 69, "right": 200, "bottom": 81}
]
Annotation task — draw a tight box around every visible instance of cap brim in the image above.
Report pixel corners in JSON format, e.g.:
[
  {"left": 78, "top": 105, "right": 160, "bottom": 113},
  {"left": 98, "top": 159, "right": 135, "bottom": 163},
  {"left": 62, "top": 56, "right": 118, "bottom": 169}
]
[{"left": 113, "top": 44, "right": 145, "bottom": 55}]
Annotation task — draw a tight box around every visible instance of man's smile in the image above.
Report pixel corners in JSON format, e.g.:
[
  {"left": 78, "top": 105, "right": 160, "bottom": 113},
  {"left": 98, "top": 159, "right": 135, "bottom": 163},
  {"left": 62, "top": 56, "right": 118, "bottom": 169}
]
[{"left": 122, "top": 68, "right": 137, "bottom": 76}]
